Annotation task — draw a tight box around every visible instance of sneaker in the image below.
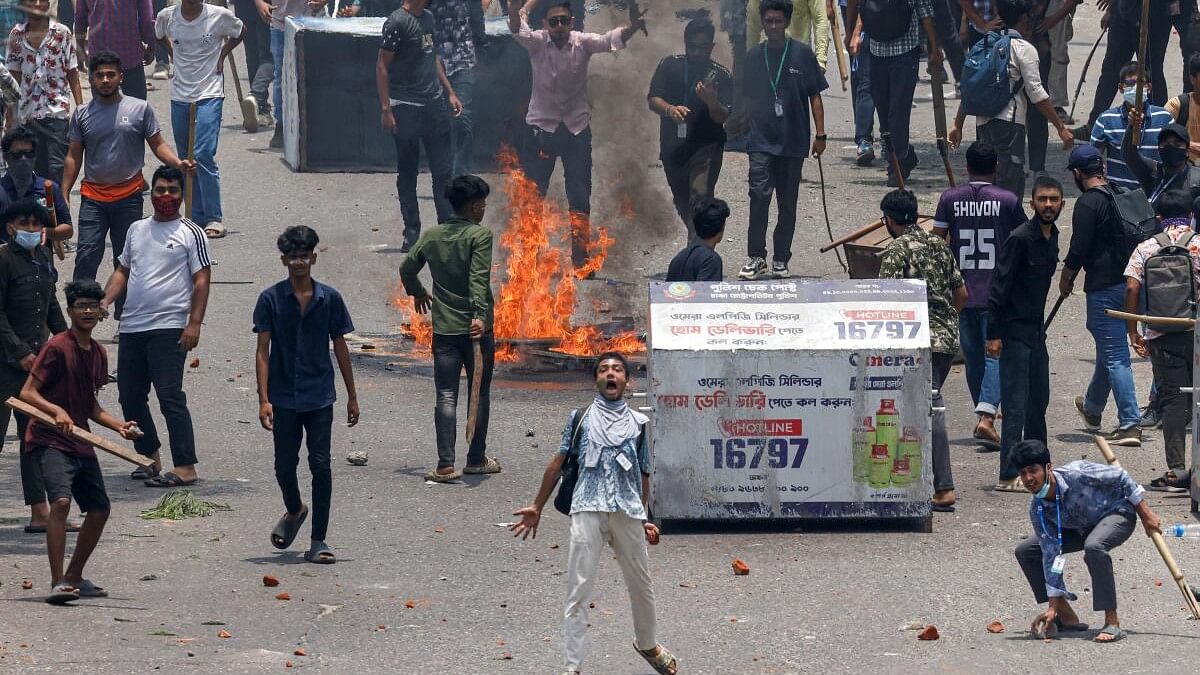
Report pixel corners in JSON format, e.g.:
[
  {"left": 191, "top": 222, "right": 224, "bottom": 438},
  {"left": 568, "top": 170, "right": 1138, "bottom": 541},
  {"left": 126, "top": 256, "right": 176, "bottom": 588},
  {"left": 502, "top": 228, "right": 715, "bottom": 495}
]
[
  {"left": 771, "top": 260, "right": 790, "bottom": 279},
  {"left": 738, "top": 257, "right": 768, "bottom": 280},
  {"left": 1074, "top": 395, "right": 1101, "bottom": 431},
  {"left": 1138, "top": 404, "right": 1162, "bottom": 429},
  {"left": 400, "top": 229, "right": 420, "bottom": 253},
  {"left": 855, "top": 140, "right": 875, "bottom": 167},
  {"left": 900, "top": 147, "right": 920, "bottom": 179},
  {"left": 269, "top": 126, "right": 283, "bottom": 149},
  {"left": 152, "top": 64, "right": 169, "bottom": 80},
  {"left": 1106, "top": 426, "right": 1142, "bottom": 447},
  {"left": 257, "top": 112, "right": 275, "bottom": 130}
]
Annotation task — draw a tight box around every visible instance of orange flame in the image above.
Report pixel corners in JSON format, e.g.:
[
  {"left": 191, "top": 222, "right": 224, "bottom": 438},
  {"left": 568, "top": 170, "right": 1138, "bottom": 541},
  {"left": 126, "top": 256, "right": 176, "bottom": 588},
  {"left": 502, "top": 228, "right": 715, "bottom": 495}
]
[{"left": 394, "top": 146, "right": 645, "bottom": 361}]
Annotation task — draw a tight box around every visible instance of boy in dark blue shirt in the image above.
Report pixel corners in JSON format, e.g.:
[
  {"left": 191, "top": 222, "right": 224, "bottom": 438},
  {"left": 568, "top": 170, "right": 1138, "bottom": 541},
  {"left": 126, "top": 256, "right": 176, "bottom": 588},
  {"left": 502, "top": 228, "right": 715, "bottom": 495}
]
[
  {"left": 666, "top": 197, "right": 727, "bottom": 282},
  {"left": 253, "top": 226, "right": 359, "bottom": 564}
]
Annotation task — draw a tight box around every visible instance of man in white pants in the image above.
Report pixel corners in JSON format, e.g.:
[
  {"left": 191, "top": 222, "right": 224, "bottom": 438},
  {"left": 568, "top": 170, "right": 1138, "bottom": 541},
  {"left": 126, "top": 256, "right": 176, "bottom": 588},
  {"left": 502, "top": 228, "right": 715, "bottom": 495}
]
[{"left": 510, "top": 351, "right": 678, "bottom": 675}]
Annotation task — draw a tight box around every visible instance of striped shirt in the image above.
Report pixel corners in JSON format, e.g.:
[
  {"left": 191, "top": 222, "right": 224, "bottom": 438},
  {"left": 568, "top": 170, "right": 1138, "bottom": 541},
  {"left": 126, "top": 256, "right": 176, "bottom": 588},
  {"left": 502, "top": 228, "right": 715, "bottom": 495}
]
[
  {"left": 75, "top": 0, "right": 156, "bottom": 73},
  {"left": 1090, "top": 103, "right": 1171, "bottom": 191},
  {"left": 867, "top": 0, "right": 934, "bottom": 58}
]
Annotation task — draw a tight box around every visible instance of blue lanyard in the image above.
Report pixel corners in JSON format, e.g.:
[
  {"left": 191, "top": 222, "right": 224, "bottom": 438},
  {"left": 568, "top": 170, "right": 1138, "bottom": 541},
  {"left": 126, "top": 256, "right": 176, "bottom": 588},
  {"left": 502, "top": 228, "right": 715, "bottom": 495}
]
[
  {"left": 1151, "top": 171, "right": 1181, "bottom": 204},
  {"left": 1037, "top": 490, "right": 1063, "bottom": 550}
]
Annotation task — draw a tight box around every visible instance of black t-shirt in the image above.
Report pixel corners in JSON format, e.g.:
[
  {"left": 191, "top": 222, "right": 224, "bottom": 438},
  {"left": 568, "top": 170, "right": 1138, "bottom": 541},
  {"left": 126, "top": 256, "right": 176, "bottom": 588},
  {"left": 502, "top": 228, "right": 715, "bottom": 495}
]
[
  {"left": 361, "top": 0, "right": 402, "bottom": 18},
  {"left": 1063, "top": 187, "right": 1127, "bottom": 291},
  {"left": 647, "top": 55, "right": 733, "bottom": 163},
  {"left": 381, "top": 7, "right": 440, "bottom": 104},
  {"left": 666, "top": 244, "right": 723, "bottom": 282},
  {"left": 729, "top": 38, "right": 827, "bottom": 158}
]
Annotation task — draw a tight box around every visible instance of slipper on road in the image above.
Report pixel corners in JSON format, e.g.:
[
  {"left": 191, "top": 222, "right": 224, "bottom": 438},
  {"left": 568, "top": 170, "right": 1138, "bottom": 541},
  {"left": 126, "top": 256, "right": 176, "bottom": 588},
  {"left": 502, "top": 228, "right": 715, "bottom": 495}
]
[
  {"left": 270, "top": 505, "right": 308, "bottom": 549},
  {"left": 145, "top": 472, "right": 196, "bottom": 488},
  {"left": 75, "top": 579, "right": 108, "bottom": 598},
  {"left": 463, "top": 457, "right": 502, "bottom": 474},
  {"left": 130, "top": 465, "right": 159, "bottom": 481},
  {"left": 304, "top": 541, "right": 336, "bottom": 564},
  {"left": 45, "top": 583, "right": 79, "bottom": 605},
  {"left": 424, "top": 468, "right": 463, "bottom": 483},
  {"left": 1053, "top": 617, "right": 1089, "bottom": 633},
  {"left": 204, "top": 221, "right": 227, "bottom": 239},
  {"left": 636, "top": 643, "right": 678, "bottom": 675},
  {"left": 1095, "top": 624, "right": 1125, "bottom": 643}
]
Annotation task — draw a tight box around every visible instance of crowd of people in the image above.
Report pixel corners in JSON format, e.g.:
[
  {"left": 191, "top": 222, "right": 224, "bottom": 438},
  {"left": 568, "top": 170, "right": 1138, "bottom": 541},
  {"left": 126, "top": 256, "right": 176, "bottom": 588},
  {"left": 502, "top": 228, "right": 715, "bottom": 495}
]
[{"left": 0, "top": 0, "right": 1197, "bottom": 667}]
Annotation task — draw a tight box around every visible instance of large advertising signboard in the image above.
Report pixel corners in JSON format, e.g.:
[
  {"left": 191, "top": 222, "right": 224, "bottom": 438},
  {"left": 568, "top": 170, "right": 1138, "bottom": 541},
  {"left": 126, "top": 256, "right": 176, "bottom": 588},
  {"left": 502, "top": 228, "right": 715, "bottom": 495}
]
[{"left": 648, "top": 280, "right": 933, "bottom": 521}]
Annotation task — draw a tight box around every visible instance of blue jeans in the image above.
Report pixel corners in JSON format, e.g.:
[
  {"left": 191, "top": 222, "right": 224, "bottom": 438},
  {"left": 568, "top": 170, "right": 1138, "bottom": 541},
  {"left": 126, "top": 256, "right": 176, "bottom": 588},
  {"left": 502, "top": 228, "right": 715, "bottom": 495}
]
[
  {"left": 959, "top": 307, "right": 1002, "bottom": 416},
  {"left": 74, "top": 194, "right": 143, "bottom": 283},
  {"left": 1083, "top": 283, "right": 1140, "bottom": 428},
  {"left": 171, "top": 98, "right": 224, "bottom": 225},
  {"left": 869, "top": 48, "right": 918, "bottom": 161},
  {"left": 270, "top": 26, "right": 284, "bottom": 126},
  {"left": 999, "top": 337, "right": 1049, "bottom": 480},
  {"left": 448, "top": 67, "right": 475, "bottom": 177},
  {"left": 841, "top": 7, "right": 875, "bottom": 145}
]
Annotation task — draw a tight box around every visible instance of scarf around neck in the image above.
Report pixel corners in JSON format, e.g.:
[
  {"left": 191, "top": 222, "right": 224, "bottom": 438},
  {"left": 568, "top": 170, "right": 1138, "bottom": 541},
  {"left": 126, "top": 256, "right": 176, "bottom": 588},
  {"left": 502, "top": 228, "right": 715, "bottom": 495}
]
[{"left": 583, "top": 394, "right": 648, "bottom": 468}]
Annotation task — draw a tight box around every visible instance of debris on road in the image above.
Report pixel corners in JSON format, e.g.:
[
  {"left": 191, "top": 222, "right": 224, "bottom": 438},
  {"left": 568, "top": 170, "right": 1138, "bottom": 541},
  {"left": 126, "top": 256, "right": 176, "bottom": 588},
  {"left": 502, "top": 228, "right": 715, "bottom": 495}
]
[
  {"left": 21, "top": 579, "right": 32, "bottom": 589},
  {"left": 189, "top": 358, "right": 200, "bottom": 368},
  {"left": 987, "top": 621, "right": 1005, "bottom": 634},
  {"left": 217, "top": 630, "right": 232, "bottom": 638},
  {"left": 275, "top": 592, "right": 291, "bottom": 601},
  {"left": 900, "top": 620, "right": 925, "bottom": 631},
  {"left": 917, "top": 625, "right": 940, "bottom": 641},
  {"left": 405, "top": 599, "right": 416, "bottom": 609},
  {"left": 140, "top": 491, "right": 231, "bottom": 520},
  {"left": 263, "top": 574, "right": 280, "bottom": 587},
  {"left": 294, "top": 648, "right": 307, "bottom": 656},
  {"left": 731, "top": 559, "right": 750, "bottom": 575},
  {"left": 347, "top": 450, "right": 368, "bottom": 466}
]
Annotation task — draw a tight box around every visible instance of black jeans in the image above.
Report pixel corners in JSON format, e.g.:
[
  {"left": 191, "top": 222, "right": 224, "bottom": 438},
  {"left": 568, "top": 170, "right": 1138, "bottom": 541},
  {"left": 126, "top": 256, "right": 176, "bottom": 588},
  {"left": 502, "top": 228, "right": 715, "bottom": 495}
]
[
  {"left": 1015, "top": 511, "right": 1135, "bottom": 611},
  {"left": 932, "top": 0, "right": 966, "bottom": 81},
  {"left": 1088, "top": 13, "right": 1171, "bottom": 128},
  {"left": 118, "top": 328, "right": 198, "bottom": 467},
  {"left": 1178, "top": 9, "right": 1200, "bottom": 93},
  {"left": 391, "top": 103, "right": 454, "bottom": 239},
  {"left": 233, "top": 0, "right": 274, "bottom": 108},
  {"left": 978, "top": 118, "right": 1027, "bottom": 201},
  {"left": 273, "top": 405, "right": 333, "bottom": 542},
  {"left": 999, "top": 335, "right": 1050, "bottom": 480},
  {"left": 932, "top": 352, "right": 954, "bottom": 492},
  {"left": 0, "top": 363, "right": 38, "bottom": 504},
  {"left": 1149, "top": 331, "right": 1193, "bottom": 472},
  {"left": 523, "top": 124, "right": 593, "bottom": 265},
  {"left": 120, "top": 66, "right": 148, "bottom": 101},
  {"left": 747, "top": 152, "right": 803, "bottom": 263},
  {"left": 1025, "top": 43, "right": 1053, "bottom": 173},
  {"left": 27, "top": 118, "right": 68, "bottom": 184},
  {"left": 432, "top": 332, "right": 494, "bottom": 469},
  {"left": 663, "top": 142, "right": 724, "bottom": 241},
  {"left": 870, "top": 48, "right": 920, "bottom": 171}
]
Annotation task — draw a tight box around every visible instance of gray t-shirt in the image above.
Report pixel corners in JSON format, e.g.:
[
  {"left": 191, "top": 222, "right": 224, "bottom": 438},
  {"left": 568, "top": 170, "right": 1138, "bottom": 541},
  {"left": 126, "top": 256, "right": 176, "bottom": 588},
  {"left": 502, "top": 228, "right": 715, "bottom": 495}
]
[
  {"left": 381, "top": 7, "right": 440, "bottom": 105},
  {"left": 67, "top": 97, "right": 161, "bottom": 186}
]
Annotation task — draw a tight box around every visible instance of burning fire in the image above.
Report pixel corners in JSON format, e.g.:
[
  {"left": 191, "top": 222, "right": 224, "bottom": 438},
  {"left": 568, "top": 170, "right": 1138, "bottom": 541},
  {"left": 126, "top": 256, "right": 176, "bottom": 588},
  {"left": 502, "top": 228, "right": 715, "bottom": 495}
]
[{"left": 396, "top": 147, "right": 644, "bottom": 362}]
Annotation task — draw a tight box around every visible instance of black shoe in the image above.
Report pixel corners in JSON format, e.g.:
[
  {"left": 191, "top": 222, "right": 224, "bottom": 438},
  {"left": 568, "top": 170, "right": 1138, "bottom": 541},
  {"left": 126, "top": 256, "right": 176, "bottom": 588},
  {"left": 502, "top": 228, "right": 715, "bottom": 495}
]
[
  {"left": 400, "top": 230, "right": 419, "bottom": 253},
  {"left": 900, "top": 147, "right": 920, "bottom": 179},
  {"left": 269, "top": 126, "right": 283, "bottom": 149},
  {"left": 1138, "top": 404, "right": 1162, "bottom": 429}
]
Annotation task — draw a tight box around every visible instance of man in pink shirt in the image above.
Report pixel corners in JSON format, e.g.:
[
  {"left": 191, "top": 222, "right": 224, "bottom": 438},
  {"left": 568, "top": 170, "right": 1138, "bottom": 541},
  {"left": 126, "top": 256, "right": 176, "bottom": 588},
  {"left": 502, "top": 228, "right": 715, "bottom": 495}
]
[{"left": 508, "top": 0, "right": 645, "bottom": 269}]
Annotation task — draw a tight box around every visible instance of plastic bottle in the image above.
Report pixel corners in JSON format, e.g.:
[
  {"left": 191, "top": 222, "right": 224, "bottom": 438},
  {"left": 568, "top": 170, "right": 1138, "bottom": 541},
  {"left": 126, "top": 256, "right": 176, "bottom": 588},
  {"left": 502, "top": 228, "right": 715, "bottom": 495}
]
[
  {"left": 853, "top": 417, "right": 875, "bottom": 483},
  {"left": 869, "top": 444, "right": 891, "bottom": 488},
  {"left": 898, "top": 426, "right": 922, "bottom": 483},
  {"left": 1164, "top": 523, "right": 1200, "bottom": 538},
  {"left": 875, "top": 399, "right": 899, "bottom": 461}
]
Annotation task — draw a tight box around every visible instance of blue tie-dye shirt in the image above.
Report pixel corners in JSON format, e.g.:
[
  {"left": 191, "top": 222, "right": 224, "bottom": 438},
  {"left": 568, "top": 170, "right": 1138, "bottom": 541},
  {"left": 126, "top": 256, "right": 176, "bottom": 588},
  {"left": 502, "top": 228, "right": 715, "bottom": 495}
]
[
  {"left": 558, "top": 407, "right": 651, "bottom": 520},
  {"left": 1029, "top": 461, "right": 1145, "bottom": 599}
]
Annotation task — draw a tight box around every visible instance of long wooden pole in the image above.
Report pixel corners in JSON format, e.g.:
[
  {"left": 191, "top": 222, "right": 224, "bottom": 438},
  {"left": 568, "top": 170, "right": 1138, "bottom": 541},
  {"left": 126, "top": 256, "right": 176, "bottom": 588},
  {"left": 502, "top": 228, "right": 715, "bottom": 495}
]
[
  {"left": 1130, "top": 0, "right": 1151, "bottom": 147},
  {"left": 466, "top": 340, "right": 483, "bottom": 445},
  {"left": 1093, "top": 435, "right": 1200, "bottom": 619},
  {"left": 185, "top": 102, "right": 197, "bottom": 220},
  {"left": 6, "top": 397, "right": 154, "bottom": 468},
  {"left": 829, "top": 8, "right": 850, "bottom": 92},
  {"left": 1104, "top": 308, "right": 1196, "bottom": 327},
  {"left": 43, "top": 181, "right": 65, "bottom": 260}
]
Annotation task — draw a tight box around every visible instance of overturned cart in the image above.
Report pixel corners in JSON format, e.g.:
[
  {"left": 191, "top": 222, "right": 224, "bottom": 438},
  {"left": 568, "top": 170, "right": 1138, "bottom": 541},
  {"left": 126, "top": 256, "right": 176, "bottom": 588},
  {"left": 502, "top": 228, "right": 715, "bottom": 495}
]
[{"left": 648, "top": 279, "right": 935, "bottom": 531}]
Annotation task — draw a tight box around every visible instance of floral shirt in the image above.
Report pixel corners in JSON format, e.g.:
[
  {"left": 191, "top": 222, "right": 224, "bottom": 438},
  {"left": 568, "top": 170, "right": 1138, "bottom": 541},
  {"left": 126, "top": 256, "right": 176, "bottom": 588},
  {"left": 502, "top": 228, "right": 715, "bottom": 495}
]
[
  {"left": 557, "top": 407, "right": 651, "bottom": 520},
  {"left": 7, "top": 21, "right": 77, "bottom": 122},
  {"left": 430, "top": 0, "right": 474, "bottom": 78}
]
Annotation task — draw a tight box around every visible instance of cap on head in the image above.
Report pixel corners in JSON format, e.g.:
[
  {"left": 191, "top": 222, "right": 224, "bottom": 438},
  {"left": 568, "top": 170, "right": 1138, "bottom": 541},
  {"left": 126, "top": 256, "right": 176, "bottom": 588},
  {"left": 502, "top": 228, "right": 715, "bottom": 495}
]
[
  {"left": 1160, "top": 122, "right": 1190, "bottom": 145},
  {"left": 1066, "top": 145, "right": 1104, "bottom": 175}
]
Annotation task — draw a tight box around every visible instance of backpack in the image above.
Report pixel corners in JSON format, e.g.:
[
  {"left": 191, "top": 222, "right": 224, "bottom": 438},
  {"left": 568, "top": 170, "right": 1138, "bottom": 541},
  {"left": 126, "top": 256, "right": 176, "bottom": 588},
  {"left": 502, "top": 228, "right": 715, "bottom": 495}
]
[
  {"left": 961, "top": 30, "right": 1025, "bottom": 118},
  {"left": 553, "top": 406, "right": 649, "bottom": 516},
  {"left": 1143, "top": 230, "right": 1198, "bottom": 333},
  {"left": 859, "top": 0, "right": 913, "bottom": 43},
  {"left": 1096, "top": 183, "right": 1161, "bottom": 258}
]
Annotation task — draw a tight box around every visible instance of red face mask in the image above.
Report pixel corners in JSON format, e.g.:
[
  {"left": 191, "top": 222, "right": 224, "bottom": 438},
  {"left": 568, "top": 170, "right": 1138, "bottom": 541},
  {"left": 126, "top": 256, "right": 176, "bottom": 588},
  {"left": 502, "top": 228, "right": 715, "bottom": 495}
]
[{"left": 151, "top": 194, "right": 182, "bottom": 219}]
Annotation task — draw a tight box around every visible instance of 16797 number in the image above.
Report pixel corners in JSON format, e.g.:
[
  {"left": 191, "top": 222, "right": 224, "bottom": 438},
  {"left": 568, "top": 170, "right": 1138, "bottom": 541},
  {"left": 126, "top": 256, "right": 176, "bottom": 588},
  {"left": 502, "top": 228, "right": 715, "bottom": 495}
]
[
  {"left": 834, "top": 320, "right": 921, "bottom": 340},
  {"left": 709, "top": 438, "right": 809, "bottom": 469}
]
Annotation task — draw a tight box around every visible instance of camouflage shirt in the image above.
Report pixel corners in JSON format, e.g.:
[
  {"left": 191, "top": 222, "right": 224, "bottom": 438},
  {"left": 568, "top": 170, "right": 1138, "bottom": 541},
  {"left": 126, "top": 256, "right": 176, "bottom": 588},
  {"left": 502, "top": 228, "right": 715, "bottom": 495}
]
[{"left": 878, "top": 224, "right": 964, "bottom": 355}]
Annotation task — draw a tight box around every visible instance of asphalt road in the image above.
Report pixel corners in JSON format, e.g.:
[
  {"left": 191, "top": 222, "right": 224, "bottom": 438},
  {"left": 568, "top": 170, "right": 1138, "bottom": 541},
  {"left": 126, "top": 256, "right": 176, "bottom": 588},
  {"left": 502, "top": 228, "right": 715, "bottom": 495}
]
[{"left": 1, "top": 3, "right": 1199, "bottom": 673}]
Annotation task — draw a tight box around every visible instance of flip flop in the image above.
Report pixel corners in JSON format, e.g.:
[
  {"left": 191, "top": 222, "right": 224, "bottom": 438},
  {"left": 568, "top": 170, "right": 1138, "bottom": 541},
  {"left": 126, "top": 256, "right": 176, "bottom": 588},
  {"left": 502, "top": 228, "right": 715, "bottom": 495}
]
[
  {"left": 463, "top": 456, "right": 502, "bottom": 474},
  {"left": 145, "top": 472, "right": 197, "bottom": 488},
  {"left": 931, "top": 501, "right": 956, "bottom": 512},
  {"left": 75, "top": 579, "right": 108, "bottom": 598},
  {"left": 204, "top": 221, "right": 227, "bottom": 239},
  {"left": 270, "top": 505, "right": 308, "bottom": 549},
  {"left": 1053, "top": 616, "right": 1089, "bottom": 633},
  {"left": 1095, "top": 624, "right": 1125, "bottom": 643},
  {"left": 24, "top": 523, "right": 81, "bottom": 534},
  {"left": 304, "top": 541, "right": 336, "bottom": 564},
  {"left": 635, "top": 643, "right": 678, "bottom": 675},
  {"left": 45, "top": 583, "right": 79, "bottom": 605},
  {"left": 130, "top": 465, "right": 159, "bottom": 480},
  {"left": 424, "top": 468, "right": 463, "bottom": 483}
]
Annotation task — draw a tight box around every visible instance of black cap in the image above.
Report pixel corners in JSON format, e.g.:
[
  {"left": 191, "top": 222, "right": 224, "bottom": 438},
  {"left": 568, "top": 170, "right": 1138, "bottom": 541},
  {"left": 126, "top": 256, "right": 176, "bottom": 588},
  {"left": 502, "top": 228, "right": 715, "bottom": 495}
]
[{"left": 1160, "top": 123, "right": 1190, "bottom": 144}]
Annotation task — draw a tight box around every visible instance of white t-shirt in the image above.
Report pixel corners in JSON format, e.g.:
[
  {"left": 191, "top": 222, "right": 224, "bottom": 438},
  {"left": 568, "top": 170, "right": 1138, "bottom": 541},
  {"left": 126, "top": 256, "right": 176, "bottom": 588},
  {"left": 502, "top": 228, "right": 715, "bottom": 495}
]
[
  {"left": 155, "top": 4, "right": 244, "bottom": 103},
  {"left": 118, "top": 216, "right": 212, "bottom": 334}
]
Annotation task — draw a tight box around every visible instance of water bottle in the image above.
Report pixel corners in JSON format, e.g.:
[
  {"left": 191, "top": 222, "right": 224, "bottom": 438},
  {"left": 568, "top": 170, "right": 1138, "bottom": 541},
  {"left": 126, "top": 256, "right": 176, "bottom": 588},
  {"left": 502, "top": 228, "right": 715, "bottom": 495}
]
[{"left": 1164, "top": 523, "right": 1200, "bottom": 538}]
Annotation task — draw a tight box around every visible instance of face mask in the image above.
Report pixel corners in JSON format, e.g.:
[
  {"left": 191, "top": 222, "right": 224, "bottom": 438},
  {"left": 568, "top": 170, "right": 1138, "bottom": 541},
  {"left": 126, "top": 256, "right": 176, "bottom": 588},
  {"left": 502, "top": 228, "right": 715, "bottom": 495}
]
[
  {"left": 1123, "top": 87, "right": 1142, "bottom": 106},
  {"left": 151, "top": 194, "right": 182, "bottom": 219},
  {"left": 12, "top": 229, "right": 41, "bottom": 251},
  {"left": 1161, "top": 144, "right": 1189, "bottom": 166},
  {"left": 1034, "top": 467, "right": 1052, "bottom": 498},
  {"left": 6, "top": 157, "right": 33, "bottom": 185}
]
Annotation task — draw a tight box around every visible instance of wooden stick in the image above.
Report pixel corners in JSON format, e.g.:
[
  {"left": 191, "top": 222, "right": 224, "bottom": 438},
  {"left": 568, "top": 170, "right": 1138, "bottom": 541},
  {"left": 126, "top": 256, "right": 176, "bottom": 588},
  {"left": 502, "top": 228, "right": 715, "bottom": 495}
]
[
  {"left": 1092, "top": 435, "right": 1200, "bottom": 619},
  {"left": 466, "top": 340, "right": 483, "bottom": 445},
  {"left": 820, "top": 219, "right": 885, "bottom": 253},
  {"left": 185, "top": 102, "right": 197, "bottom": 220},
  {"left": 1131, "top": 0, "right": 1151, "bottom": 147},
  {"left": 829, "top": 9, "right": 849, "bottom": 92},
  {"left": 43, "top": 181, "right": 65, "bottom": 260},
  {"left": 6, "top": 397, "right": 154, "bottom": 468},
  {"left": 1104, "top": 308, "right": 1196, "bottom": 327}
]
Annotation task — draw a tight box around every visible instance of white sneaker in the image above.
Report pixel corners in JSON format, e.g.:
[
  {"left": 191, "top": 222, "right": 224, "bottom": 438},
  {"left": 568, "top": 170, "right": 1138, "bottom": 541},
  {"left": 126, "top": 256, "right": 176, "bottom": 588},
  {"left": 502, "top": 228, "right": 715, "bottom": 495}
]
[{"left": 771, "top": 260, "right": 790, "bottom": 278}]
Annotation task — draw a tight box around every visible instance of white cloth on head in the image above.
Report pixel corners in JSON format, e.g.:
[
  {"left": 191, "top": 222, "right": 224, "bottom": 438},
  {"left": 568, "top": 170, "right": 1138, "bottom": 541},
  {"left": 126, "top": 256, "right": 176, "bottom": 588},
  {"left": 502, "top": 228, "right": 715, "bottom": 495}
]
[{"left": 583, "top": 394, "right": 648, "bottom": 468}]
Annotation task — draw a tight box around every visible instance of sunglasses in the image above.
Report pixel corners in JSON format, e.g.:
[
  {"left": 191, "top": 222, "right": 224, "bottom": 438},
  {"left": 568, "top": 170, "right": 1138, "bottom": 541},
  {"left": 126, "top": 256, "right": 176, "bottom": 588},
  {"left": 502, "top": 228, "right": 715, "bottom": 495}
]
[
  {"left": 7, "top": 150, "right": 33, "bottom": 159},
  {"left": 547, "top": 16, "right": 572, "bottom": 27}
]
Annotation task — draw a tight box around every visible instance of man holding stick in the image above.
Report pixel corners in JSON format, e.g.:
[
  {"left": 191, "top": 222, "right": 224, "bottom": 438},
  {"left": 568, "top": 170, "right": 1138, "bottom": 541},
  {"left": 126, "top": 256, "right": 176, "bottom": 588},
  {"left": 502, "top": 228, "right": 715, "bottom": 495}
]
[
  {"left": 20, "top": 279, "right": 141, "bottom": 605},
  {"left": 1012, "top": 439, "right": 1163, "bottom": 642},
  {"left": 398, "top": 174, "right": 499, "bottom": 483}
]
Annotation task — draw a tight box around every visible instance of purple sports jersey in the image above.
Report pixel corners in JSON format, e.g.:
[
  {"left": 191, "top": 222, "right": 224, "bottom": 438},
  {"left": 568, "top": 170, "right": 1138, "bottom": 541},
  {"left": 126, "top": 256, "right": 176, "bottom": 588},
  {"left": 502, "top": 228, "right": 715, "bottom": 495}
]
[{"left": 933, "top": 182, "right": 1026, "bottom": 308}]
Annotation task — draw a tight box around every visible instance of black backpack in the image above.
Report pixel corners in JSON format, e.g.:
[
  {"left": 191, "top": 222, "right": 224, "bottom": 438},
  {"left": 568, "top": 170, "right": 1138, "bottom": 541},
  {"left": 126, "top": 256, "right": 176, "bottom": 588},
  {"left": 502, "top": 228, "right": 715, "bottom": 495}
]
[
  {"left": 553, "top": 406, "right": 648, "bottom": 516},
  {"left": 860, "top": 0, "right": 913, "bottom": 42},
  {"left": 1096, "top": 183, "right": 1161, "bottom": 258},
  {"left": 1144, "top": 230, "right": 1198, "bottom": 334}
]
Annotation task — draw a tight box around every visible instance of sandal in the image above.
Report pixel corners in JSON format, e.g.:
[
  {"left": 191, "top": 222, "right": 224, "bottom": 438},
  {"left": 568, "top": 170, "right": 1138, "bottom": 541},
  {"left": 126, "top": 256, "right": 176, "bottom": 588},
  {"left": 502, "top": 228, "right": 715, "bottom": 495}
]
[
  {"left": 1148, "top": 472, "right": 1188, "bottom": 493},
  {"left": 24, "top": 523, "right": 81, "bottom": 534},
  {"left": 463, "top": 456, "right": 502, "bottom": 474},
  {"left": 130, "top": 465, "right": 160, "bottom": 481},
  {"left": 204, "top": 221, "right": 227, "bottom": 239},
  {"left": 994, "top": 478, "right": 1027, "bottom": 493},
  {"left": 45, "top": 583, "right": 79, "bottom": 605},
  {"left": 1095, "top": 624, "right": 1126, "bottom": 643},
  {"left": 270, "top": 505, "right": 308, "bottom": 549},
  {"left": 304, "top": 541, "right": 336, "bottom": 564},
  {"left": 1053, "top": 616, "right": 1089, "bottom": 633},
  {"left": 145, "top": 472, "right": 197, "bottom": 488},
  {"left": 636, "top": 643, "right": 678, "bottom": 675},
  {"left": 424, "top": 468, "right": 463, "bottom": 483},
  {"left": 75, "top": 579, "right": 109, "bottom": 598}
]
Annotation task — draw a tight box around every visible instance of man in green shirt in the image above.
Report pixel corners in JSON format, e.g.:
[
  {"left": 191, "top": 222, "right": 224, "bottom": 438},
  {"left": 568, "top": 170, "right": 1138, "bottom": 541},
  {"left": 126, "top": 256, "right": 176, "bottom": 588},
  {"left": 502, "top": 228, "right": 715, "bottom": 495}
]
[
  {"left": 399, "top": 174, "right": 499, "bottom": 482},
  {"left": 877, "top": 188, "right": 967, "bottom": 512}
]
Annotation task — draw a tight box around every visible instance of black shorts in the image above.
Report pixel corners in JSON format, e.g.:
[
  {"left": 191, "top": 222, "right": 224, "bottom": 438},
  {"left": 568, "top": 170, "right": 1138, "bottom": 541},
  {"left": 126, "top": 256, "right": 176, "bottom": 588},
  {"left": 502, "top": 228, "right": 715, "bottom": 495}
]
[{"left": 30, "top": 446, "right": 110, "bottom": 513}]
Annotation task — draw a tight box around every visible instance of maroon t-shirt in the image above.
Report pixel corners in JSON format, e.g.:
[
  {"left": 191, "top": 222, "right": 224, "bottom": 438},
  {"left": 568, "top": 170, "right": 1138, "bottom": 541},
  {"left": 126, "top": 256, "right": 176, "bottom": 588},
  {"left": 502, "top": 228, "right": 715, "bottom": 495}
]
[{"left": 23, "top": 331, "right": 108, "bottom": 458}]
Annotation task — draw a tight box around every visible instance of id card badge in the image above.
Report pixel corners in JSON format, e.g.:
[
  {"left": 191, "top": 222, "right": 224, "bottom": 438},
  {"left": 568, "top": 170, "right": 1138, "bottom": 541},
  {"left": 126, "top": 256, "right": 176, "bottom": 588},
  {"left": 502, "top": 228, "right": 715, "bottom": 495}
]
[
  {"left": 1051, "top": 555, "right": 1066, "bottom": 575},
  {"left": 677, "top": 122, "right": 688, "bottom": 139},
  {"left": 615, "top": 452, "right": 634, "bottom": 472},
  {"left": 774, "top": 99, "right": 784, "bottom": 118}
]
